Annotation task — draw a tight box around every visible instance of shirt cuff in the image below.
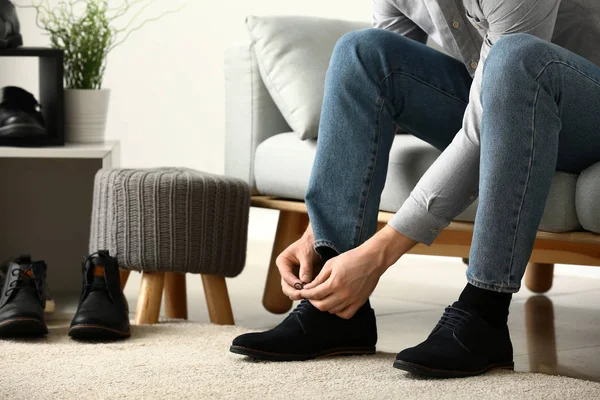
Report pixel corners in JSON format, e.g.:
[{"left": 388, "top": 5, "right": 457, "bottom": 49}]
[{"left": 388, "top": 195, "right": 450, "bottom": 246}]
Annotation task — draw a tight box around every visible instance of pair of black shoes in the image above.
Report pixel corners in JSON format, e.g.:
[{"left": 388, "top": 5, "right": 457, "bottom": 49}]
[
  {"left": 0, "top": 251, "right": 130, "bottom": 340},
  {"left": 231, "top": 300, "right": 513, "bottom": 378}
]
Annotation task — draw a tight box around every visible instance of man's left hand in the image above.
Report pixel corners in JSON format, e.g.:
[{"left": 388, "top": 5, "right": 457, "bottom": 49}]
[{"left": 300, "top": 246, "right": 384, "bottom": 319}]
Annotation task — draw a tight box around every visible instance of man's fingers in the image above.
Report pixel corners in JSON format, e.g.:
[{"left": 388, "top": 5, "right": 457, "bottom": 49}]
[
  {"left": 298, "top": 256, "right": 312, "bottom": 284},
  {"left": 276, "top": 255, "right": 302, "bottom": 288},
  {"left": 302, "top": 263, "right": 332, "bottom": 289},
  {"left": 301, "top": 280, "right": 333, "bottom": 300},
  {"left": 309, "top": 293, "right": 344, "bottom": 313},
  {"left": 328, "top": 301, "right": 350, "bottom": 315},
  {"left": 336, "top": 303, "right": 360, "bottom": 320},
  {"left": 281, "top": 278, "right": 304, "bottom": 300}
]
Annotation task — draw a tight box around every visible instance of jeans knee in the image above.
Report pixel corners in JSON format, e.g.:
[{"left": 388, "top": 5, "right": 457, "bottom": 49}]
[
  {"left": 330, "top": 28, "right": 408, "bottom": 81},
  {"left": 483, "top": 34, "right": 553, "bottom": 88}
]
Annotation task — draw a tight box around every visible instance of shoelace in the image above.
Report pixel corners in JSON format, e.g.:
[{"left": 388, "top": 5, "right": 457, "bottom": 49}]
[
  {"left": 289, "top": 299, "right": 313, "bottom": 316},
  {"left": 436, "top": 306, "right": 472, "bottom": 333},
  {"left": 288, "top": 299, "right": 316, "bottom": 335},
  {"left": 4, "top": 268, "right": 42, "bottom": 298},
  {"left": 82, "top": 251, "right": 111, "bottom": 294}
]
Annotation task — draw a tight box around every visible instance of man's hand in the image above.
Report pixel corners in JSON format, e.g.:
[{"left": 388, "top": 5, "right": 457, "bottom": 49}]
[
  {"left": 300, "top": 245, "right": 384, "bottom": 319},
  {"left": 276, "top": 224, "right": 321, "bottom": 301},
  {"left": 301, "top": 225, "right": 416, "bottom": 319}
]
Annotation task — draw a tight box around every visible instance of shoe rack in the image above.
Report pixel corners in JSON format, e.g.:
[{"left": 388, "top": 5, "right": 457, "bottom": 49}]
[{"left": 0, "top": 47, "right": 64, "bottom": 147}]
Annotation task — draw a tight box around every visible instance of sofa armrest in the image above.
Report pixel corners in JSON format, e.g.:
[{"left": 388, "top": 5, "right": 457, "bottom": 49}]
[{"left": 224, "top": 41, "right": 291, "bottom": 193}]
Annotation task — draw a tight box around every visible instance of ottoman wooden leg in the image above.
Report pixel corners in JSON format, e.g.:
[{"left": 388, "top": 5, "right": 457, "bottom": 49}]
[
  {"left": 263, "top": 211, "right": 309, "bottom": 314},
  {"left": 120, "top": 269, "right": 131, "bottom": 290},
  {"left": 525, "top": 263, "right": 554, "bottom": 293},
  {"left": 135, "top": 272, "right": 165, "bottom": 325},
  {"left": 164, "top": 272, "right": 188, "bottom": 320},
  {"left": 201, "top": 275, "right": 234, "bottom": 325}
]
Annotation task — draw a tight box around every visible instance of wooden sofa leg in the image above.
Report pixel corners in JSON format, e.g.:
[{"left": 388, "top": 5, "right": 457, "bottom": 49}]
[
  {"left": 120, "top": 269, "right": 131, "bottom": 290},
  {"left": 164, "top": 272, "right": 188, "bottom": 320},
  {"left": 525, "top": 263, "right": 555, "bottom": 293},
  {"left": 263, "top": 210, "right": 310, "bottom": 314},
  {"left": 135, "top": 272, "right": 165, "bottom": 324},
  {"left": 201, "top": 275, "right": 234, "bottom": 325}
]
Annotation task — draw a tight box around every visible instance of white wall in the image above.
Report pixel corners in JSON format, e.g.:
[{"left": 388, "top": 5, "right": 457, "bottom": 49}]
[
  {"left": 6, "top": 0, "right": 370, "bottom": 173},
  {"left": 1, "top": 1, "right": 370, "bottom": 243}
]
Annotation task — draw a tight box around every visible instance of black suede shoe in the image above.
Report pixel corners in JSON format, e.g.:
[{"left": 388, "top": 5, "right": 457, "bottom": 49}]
[
  {"left": 69, "top": 251, "right": 130, "bottom": 340},
  {"left": 0, "top": 86, "right": 47, "bottom": 138},
  {"left": 0, "top": 255, "right": 48, "bottom": 337},
  {"left": 0, "top": 0, "right": 22, "bottom": 49},
  {"left": 394, "top": 302, "right": 514, "bottom": 378},
  {"left": 230, "top": 299, "right": 377, "bottom": 361}
]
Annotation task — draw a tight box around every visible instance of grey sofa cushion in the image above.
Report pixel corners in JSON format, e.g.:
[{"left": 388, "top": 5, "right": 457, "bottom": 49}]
[
  {"left": 254, "top": 132, "right": 582, "bottom": 232},
  {"left": 576, "top": 162, "right": 600, "bottom": 233},
  {"left": 246, "top": 16, "right": 370, "bottom": 140}
]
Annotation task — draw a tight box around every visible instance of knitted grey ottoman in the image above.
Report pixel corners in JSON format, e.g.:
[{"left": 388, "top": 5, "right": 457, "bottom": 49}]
[{"left": 89, "top": 168, "right": 250, "bottom": 325}]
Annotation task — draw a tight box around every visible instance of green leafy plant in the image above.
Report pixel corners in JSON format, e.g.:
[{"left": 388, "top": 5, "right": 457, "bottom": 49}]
[{"left": 24, "top": 0, "right": 181, "bottom": 89}]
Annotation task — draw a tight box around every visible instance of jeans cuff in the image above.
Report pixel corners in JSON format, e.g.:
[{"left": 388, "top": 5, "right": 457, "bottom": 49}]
[
  {"left": 467, "top": 273, "right": 520, "bottom": 294},
  {"left": 313, "top": 240, "right": 341, "bottom": 255},
  {"left": 388, "top": 196, "right": 449, "bottom": 245}
]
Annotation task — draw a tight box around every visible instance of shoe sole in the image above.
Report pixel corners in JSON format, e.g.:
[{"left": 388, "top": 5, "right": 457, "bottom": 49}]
[
  {"left": 230, "top": 345, "right": 376, "bottom": 361},
  {"left": 0, "top": 317, "right": 48, "bottom": 337},
  {"left": 68, "top": 325, "right": 130, "bottom": 341},
  {"left": 393, "top": 360, "right": 515, "bottom": 378},
  {"left": 0, "top": 34, "right": 23, "bottom": 49}
]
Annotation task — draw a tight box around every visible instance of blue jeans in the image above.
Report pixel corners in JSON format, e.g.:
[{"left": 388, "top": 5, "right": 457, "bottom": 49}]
[{"left": 306, "top": 29, "right": 600, "bottom": 292}]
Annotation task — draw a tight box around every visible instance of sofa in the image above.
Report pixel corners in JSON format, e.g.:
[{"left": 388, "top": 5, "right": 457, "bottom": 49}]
[{"left": 224, "top": 16, "right": 600, "bottom": 314}]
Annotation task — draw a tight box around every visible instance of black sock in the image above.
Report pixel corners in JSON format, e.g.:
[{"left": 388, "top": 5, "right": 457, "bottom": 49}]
[
  {"left": 458, "top": 283, "right": 512, "bottom": 328},
  {"left": 315, "top": 245, "right": 338, "bottom": 264}
]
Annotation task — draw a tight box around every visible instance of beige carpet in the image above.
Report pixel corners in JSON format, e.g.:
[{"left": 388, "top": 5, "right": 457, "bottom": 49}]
[{"left": 1, "top": 322, "right": 599, "bottom": 400}]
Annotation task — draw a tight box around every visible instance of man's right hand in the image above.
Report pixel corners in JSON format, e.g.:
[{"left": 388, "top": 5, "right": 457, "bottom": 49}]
[{"left": 276, "top": 224, "right": 321, "bottom": 301}]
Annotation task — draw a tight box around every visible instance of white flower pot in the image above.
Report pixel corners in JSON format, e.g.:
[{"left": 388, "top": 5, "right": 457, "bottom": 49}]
[{"left": 64, "top": 89, "right": 111, "bottom": 143}]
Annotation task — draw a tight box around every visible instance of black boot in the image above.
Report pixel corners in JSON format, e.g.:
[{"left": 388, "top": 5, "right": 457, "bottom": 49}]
[
  {"left": 0, "top": 255, "right": 48, "bottom": 337},
  {"left": 230, "top": 299, "right": 377, "bottom": 361},
  {"left": 69, "top": 251, "right": 130, "bottom": 340},
  {"left": 0, "top": 0, "right": 22, "bottom": 49},
  {"left": 0, "top": 87, "right": 47, "bottom": 138},
  {"left": 394, "top": 302, "right": 514, "bottom": 378}
]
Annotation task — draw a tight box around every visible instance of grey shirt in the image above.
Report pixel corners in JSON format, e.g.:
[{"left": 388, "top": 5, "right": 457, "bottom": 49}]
[{"left": 373, "top": 0, "right": 600, "bottom": 244}]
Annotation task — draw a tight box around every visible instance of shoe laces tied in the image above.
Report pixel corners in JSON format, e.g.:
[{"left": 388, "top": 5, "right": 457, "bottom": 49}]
[
  {"left": 4, "top": 268, "right": 42, "bottom": 297},
  {"left": 436, "top": 306, "right": 472, "bottom": 333}
]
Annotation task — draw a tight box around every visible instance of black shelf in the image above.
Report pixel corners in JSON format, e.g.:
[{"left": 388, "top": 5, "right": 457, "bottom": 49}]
[{"left": 0, "top": 47, "right": 64, "bottom": 147}]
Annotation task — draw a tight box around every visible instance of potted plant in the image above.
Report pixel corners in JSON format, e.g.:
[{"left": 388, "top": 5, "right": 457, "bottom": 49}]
[{"left": 25, "top": 0, "right": 179, "bottom": 143}]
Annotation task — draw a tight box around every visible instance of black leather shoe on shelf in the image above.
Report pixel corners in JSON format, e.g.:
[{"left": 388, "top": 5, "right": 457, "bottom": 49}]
[
  {"left": 69, "top": 251, "right": 130, "bottom": 340},
  {"left": 0, "top": 0, "right": 22, "bottom": 49},
  {"left": 0, "top": 255, "right": 48, "bottom": 337},
  {"left": 0, "top": 86, "right": 47, "bottom": 138},
  {"left": 394, "top": 302, "right": 514, "bottom": 378},
  {"left": 230, "top": 299, "right": 377, "bottom": 361}
]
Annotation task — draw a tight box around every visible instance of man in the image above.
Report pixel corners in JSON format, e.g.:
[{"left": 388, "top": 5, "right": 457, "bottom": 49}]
[{"left": 231, "top": 0, "right": 600, "bottom": 378}]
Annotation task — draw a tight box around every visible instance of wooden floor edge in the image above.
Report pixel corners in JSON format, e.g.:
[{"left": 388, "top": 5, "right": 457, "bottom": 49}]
[{"left": 250, "top": 196, "right": 600, "bottom": 246}]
